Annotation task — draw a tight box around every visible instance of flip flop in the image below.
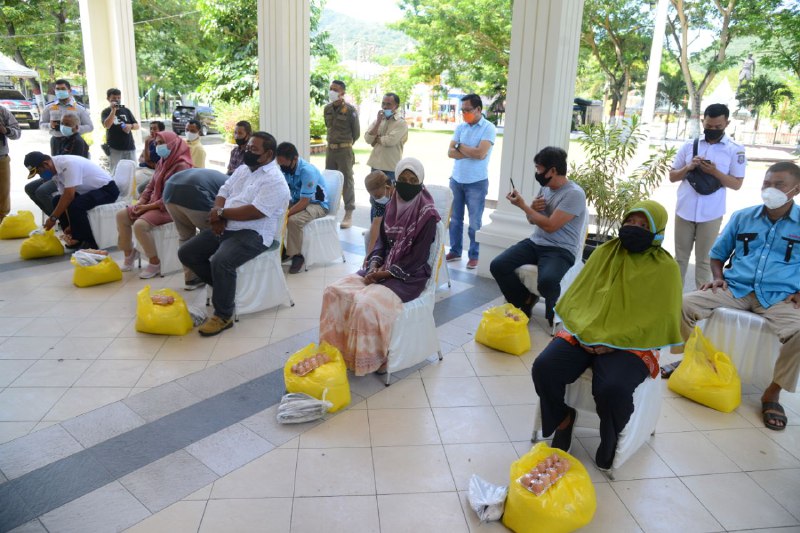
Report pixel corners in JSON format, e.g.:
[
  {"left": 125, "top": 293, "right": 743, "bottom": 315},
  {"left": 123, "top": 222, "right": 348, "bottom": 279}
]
[
  {"left": 660, "top": 361, "right": 681, "bottom": 379},
  {"left": 551, "top": 406, "right": 576, "bottom": 453},
  {"left": 762, "top": 401, "right": 787, "bottom": 431}
]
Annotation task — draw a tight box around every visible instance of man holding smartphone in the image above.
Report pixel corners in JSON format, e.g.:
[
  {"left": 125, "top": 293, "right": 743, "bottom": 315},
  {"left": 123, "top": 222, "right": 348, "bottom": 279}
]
[
  {"left": 669, "top": 103, "right": 746, "bottom": 289},
  {"left": 101, "top": 88, "right": 139, "bottom": 174}
]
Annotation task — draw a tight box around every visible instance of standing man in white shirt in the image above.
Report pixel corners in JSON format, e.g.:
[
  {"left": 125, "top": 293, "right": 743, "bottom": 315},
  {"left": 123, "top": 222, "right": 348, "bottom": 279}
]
[
  {"left": 40, "top": 79, "right": 93, "bottom": 155},
  {"left": 669, "top": 103, "right": 746, "bottom": 289},
  {"left": 364, "top": 92, "right": 408, "bottom": 181},
  {"left": 178, "top": 132, "right": 290, "bottom": 337}
]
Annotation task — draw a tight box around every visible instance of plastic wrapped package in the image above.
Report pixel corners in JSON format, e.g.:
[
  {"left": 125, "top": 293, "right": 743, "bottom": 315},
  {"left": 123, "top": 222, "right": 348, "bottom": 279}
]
[
  {"left": 502, "top": 443, "right": 596, "bottom": 533},
  {"left": 19, "top": 229, "right": 64, "bottom": 259},
  {"left": 0, "top": 210, "right": 37, "bottom": 239},
  {"left": 135, "top": 285, "right": 193, "bottom": 336},
  {"left": 475, "top": 303, "right": 531, "bottom": 355},
  {"left": 276, "top": 393, "right": 333, "bottom": 424},
  {"left": 71, "top": 253, "right": 122, "bottom": 287},
  {"left": 284, "top": 342, "right": 351, "bottom": 412},
  {"left": 468, "top": 474, "right": 508, "bottom": 523},
  {"left": 669, "top": 326, "right": 741, "bottom": 412}
]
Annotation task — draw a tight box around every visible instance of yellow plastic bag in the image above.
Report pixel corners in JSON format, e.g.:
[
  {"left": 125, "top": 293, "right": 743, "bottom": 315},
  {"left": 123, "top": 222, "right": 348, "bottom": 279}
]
[
  {"left": 71, "top": 256, "right": 122, "bottom": 287},
  {"left": 19, "top": 230, "right": 64, "bottom": 259},
  {"left": 0, "top": 210, "right": 37, "bottom": 239},
  {"left": 284, "top": 342, "right": 351, "bottom": 413},
  {"left": 475, "top": 303, "right": 531, "bottom": 355},
  {"left": 135, "top": 285, "right": 193, "bottom": 336},
  {"left": 503, "top": 442, "right": 596, "bottom": 533},
  {"left": 668, "top": 326, "right": 741, "bottom": 412}
]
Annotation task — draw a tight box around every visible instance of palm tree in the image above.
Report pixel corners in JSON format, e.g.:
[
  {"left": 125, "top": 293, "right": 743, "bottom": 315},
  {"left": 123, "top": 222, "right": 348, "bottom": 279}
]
[
  {"left": 737, "top": 75, "right": 794, "bottom": 138},
  {"left": 657, "top": 71, "right": 688, "bottom": 138}
]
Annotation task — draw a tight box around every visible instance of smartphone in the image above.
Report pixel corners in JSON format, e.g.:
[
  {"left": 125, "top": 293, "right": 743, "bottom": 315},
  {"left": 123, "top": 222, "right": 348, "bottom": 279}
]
[
  {"left": 703, "top": 159, "right": 712, "bottom": 163},
  {"left": 510, "top": 178, "right": 516, "bottom": 190}
]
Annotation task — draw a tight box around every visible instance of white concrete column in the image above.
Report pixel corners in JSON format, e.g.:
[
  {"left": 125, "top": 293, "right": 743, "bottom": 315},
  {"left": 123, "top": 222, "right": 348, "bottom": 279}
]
[
  {"left": 78, "top": 0, "right": 141, "bottom": 149},
  {"left": 475, "top": 0, "right": 585, "bottom": 276},
  {"left": 641, "top": 0, "right": 669, "bottom": 125},
  {"left": 257, "top": 0, "right": 311, "bottom": 159}
]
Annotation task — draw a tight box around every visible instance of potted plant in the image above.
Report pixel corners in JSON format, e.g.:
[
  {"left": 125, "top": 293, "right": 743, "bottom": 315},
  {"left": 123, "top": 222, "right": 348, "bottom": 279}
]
[{"left": 569, "top": 114, "right": 676, "bottom": 259}]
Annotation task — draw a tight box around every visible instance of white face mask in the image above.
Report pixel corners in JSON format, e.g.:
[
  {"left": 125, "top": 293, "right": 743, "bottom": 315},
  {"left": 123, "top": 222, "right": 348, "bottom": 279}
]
[
  {"left": 761, "top": 186, "right": 797, "bottom": 210},
  {"left": 186, "top": 131, "right": 199, "bottom": 141},
  {"left": 373, "top": 195, "right": 390, "bottom": 205},
  {"left": 329, "top": 90, "right": 340, "bottom": 103}
]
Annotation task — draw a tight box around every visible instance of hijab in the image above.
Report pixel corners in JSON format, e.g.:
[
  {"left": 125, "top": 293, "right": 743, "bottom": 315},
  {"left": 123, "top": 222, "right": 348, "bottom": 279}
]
[
  {"left": 152, "top": 131, "right": 193, "bottom": 184},
  {"left": 381, "top": 157, "right": 440, "bottom": 267},
  {"left": 554, "top": 200, "right": 683, "bottom": 351}
]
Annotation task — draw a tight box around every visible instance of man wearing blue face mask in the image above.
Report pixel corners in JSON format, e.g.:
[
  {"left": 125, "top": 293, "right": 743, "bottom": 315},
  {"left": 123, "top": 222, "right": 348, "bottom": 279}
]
[
  {"left": 364, "top": 92, "right": 408, "bottom": 182},
  {"left": 40, "top": 79, "right": 93, "bottom": 156}
]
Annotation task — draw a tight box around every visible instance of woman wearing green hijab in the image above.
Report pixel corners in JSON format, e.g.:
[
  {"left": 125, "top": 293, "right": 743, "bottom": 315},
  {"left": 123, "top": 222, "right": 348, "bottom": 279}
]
[{"left": 532, "top": 200, "right": 683, "bottom": 469}]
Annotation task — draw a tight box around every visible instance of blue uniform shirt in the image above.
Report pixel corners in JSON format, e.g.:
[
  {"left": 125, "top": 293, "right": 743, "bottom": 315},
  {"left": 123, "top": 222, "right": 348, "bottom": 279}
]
[
  {"left": 451, "top": 116, "right": 496, "bottom": 184},
  {"left": 711, "top": 203, "right": 800, "bottom": 308},
  {"left": 283, "top": 158, "right": 329, "bottom": 212}
]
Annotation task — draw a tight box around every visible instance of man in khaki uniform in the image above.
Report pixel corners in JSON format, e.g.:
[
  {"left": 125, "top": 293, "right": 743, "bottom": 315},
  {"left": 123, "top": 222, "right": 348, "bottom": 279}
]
[
  {"left": 364, "top": 92, "right": 408, "bottom": 181},
  {"left": 324, "top": 80, "right": 360, "bottom": 228}
]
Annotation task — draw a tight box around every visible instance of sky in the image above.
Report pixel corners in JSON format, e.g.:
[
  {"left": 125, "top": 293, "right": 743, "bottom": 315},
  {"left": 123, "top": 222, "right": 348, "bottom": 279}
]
[{"left": 324, "top": 0, "right": 404, "bottom": 23}]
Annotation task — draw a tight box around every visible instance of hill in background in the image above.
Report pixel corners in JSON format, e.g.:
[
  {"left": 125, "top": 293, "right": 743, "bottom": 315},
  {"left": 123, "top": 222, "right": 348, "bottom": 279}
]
[{"left": 319, "top": 9, "right": 416, "bottom": 65}]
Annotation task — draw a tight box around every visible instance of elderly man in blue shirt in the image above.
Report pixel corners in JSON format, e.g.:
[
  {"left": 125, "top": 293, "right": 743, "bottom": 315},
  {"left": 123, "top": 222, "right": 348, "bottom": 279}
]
[
  {"left": 680, "top": 162, "right": 800, "bottom": 431},
  {"left": 276, "top": 142, "right": 329, "bottom": 274}
]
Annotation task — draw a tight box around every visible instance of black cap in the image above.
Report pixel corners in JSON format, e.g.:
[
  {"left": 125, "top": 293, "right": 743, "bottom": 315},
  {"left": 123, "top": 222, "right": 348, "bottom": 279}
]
[{"left": 23, "top": 151, "right": 50, "bottom": 179}]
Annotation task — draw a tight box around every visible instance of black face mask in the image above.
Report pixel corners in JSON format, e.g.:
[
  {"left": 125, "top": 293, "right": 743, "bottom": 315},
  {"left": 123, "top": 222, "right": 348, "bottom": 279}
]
[
  {"left": 704, "top": 128, "right": 724, "bottom": 142},
  {"left": 280, "top": 164, "right": 293, "bottom": 174},
  {"left": 396, "top": 182, "right": 422, "bottom": 201},
  {"left": 243, "top": 151, "right": 262, "bottom": 167},
  {"left": 235, "top": 137, "right": 248, "bottom": 146},
  {"left": 618, "top": 225, "right": 655, "bottom": 253},
  {"left": 535, "top": 171, "right": 552, "bottom": 188}
]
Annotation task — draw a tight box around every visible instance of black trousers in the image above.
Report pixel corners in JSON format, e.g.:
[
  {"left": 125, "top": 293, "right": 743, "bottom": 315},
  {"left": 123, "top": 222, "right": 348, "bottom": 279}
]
[
  {"left": 531, "top": 338, "right": 649, "bottom": 467},
  {"left": 53, "top": 181, "right": 119, "bottom": 247},
  {"left": 489, "top": 239, "right": 573, "bottom": 320}
]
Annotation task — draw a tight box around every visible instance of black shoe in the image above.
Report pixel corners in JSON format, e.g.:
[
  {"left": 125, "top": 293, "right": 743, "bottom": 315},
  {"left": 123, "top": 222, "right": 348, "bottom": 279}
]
[
  {"left": 289, "top": 254, "right": 305, "bottom": 274},
  {"left": 519, "top": 295, "right": 539, "bottom": 318},
  {"left": 184, "top": 278, "right": 206, "bottom": 291},
  {"left": 595, "top": 441, "right": 615, "bottom": 471}
]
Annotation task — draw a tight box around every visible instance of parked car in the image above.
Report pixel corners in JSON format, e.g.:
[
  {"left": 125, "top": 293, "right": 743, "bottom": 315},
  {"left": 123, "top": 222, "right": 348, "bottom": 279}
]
[
  {"left": 171, "top": 105, "right": 217, "bottom": 135},
  {"left": 0, "top": 89, "right": 40, "bottom": 128}
]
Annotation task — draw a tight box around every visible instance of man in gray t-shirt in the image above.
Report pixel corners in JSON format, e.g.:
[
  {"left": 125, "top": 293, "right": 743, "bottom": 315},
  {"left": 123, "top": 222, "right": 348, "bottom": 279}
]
[{"left": 489, "top": 147, "right": 587, "bottom": 324}]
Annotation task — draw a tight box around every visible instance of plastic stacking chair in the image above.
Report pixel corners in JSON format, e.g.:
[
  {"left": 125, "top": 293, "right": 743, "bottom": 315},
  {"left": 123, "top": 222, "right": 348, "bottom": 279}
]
[
  {"left": 87, "top": 160, "right": 137, "bottom": 249},
  {"left": 301, "top": 169, "right": 346, "bottom": 270},
  {"left": 425, "top": 185, "right": 454, "bottom": 289}
]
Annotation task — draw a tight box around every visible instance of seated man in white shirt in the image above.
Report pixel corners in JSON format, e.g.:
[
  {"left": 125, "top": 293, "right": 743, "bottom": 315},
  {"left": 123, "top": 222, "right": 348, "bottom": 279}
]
[
  {"left": 177, "top": 132, "right": 290, "bottom": 337},
  {"left": 24, "top": 151, "right": 119, "bottom": 249}
]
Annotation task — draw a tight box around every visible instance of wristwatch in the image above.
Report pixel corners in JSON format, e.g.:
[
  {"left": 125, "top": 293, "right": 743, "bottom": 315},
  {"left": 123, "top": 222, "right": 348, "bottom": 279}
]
[
  {"left": 215, "top": 207, "right": 224, "bottom": 219},
  {"left": 454, "top": 142, "right": 461, "bottom": 152}
]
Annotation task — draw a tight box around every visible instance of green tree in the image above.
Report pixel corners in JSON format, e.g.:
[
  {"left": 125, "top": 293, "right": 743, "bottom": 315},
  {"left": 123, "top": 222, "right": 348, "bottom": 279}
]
[
  {"left": 751, "top": 2, "right": 800, "bottom": 79},
  {"left": 657, "top": 69, "right": 688, "bottom": 137},
  {"left": 581, "top": 0, "right": 652, "bottom": 119},
  {"left": 393, "top": 0, "right": 511, "bottom": 94},
  {"left": 0, "top": 0, "right": 84, "bottom": 94},
  {"left": 736, "top": 74, "right": 793, "bottom": 133}
]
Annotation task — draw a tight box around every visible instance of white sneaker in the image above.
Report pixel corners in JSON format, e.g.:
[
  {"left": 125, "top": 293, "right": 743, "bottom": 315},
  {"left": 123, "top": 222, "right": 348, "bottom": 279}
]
[
  {"left": 139, "top": 262, "right": 161, "bottom": 279},
  {"left": 121, "top": 250, "right": 140, "bottom": 272}
]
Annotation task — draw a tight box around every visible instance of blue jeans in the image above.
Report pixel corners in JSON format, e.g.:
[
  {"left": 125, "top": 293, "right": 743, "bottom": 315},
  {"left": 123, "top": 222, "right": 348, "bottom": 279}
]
[
  {"left": 178, "top": 229, "right": 268, "bottom": 320},
  {"left": 448, "top": 178, "right": 489, "bottom": 260}
]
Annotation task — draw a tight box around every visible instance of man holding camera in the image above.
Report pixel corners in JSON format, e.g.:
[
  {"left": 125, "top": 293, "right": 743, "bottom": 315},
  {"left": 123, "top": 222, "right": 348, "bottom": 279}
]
[
  {"left": 101, "top": 88, "right": 139, "bottom": 174},
  {"left": 669, "top": 103, "right": 746, "bottom": 289}
]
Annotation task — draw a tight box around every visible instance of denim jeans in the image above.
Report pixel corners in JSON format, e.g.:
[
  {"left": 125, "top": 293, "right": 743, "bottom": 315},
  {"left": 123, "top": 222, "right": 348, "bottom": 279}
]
[
  {"left": 178, "top": 229, "right": 268, "bottom": 320},
  {"left": 25, "top": 178, "right": 58, "bottom": 215},
  {"left": 489, "top": 239, "right": 574, "bottom": 321},
  {"left": 448, "top": 178, "right": 489, "bottom": 260}
]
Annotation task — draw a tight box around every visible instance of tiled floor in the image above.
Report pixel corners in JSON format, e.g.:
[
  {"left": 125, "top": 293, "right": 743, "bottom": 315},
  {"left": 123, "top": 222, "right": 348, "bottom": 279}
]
[{"left": 2, "top": 225, "right": 800, "bottom": 533}]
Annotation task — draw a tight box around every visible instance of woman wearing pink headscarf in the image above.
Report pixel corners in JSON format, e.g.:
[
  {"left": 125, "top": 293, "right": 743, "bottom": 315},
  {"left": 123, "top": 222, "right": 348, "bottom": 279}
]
[
  {"left": 116, "top": 131, "right": 193, "bottom": 278},
  {"left": 320, "top": 157, "right": 441, "bottom": 375}
]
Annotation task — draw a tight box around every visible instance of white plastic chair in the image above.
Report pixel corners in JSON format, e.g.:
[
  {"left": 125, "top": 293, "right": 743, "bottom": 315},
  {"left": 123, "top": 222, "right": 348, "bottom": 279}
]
[
  {"left": 425, "top": 185, "right": 454, "bottom": 289},
  {"left": 531, "top": 366, "right": 663, "bottom": 478},
  {"left": 515, "top": 215, "right": 588, "bottom": 334},
  {"left": 87, "top": 160, "right": 137, "bottom": 249},
  {"left": 207, "top": 212, "right": 294, "bottom": 321},
  {"left": 702, "top": 307, "right": 781, "bottom": 391},
  {"left": 383, "top": 221, "right": 445, "bottom": 385},
  {"left": 301, "top": 169, "right": 345, "bottom": 270},
  {"left": 134, "top": 221, "right": 182, "bottom": 276}
]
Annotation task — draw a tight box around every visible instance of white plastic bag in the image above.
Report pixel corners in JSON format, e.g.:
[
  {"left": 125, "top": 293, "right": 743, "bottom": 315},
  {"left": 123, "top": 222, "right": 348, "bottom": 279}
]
[
  {"left": 72, "top": 250, "right": 108, "bottom": 266},
  {"left": 276, "top": 392, "right": 333, "bottom": 424},
  {"left": 468, "top": 474, "right": 508, "bottom": 523}
]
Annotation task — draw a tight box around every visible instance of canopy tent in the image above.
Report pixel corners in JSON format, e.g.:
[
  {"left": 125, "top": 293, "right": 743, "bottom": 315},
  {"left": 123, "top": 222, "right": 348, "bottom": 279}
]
[{"left": 0, "top": 52, "right": 39, "bottom": 78}]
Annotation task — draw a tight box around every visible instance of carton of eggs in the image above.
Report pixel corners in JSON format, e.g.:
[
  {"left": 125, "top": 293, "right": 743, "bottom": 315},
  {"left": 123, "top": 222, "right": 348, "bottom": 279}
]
[
  {"left": 517, "top": 453, "right": 570, "bottom": 496},
  {"left": 291, "top": 353, "right": 332, "bottom": 376}
]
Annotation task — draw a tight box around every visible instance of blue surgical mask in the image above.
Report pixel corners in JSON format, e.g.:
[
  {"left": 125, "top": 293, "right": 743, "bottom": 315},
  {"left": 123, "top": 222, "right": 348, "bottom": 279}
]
[
  {"left": 155, "top": 144, "right": 171, "bottom": 158},
  {"left": 383, "top": 109, "right": 393, "bottom": 118},
  {"left": 39, "top": 168, "right": 54, "bottom": 180},
  {"left": 55, "top": 90, "right": 70, "bottom": 100},
  {"left": 374, "top": 195, "right": 390, "bottom": 205},
  {"left": 59, "top": 125, "right": 73, "bottom": 136}
]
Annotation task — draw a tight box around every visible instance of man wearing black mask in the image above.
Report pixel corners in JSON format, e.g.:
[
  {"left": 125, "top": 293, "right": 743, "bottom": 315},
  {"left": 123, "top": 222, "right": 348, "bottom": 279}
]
[
  {"left": 178, "top": 132, "right": 290, "bottom": 336},
  {"left": 489, "top": 147, "right": 587, "bottom": 325},
  {"left": 669, "top": 103, "right": 746, "bottom": 289},
  {"left": 227, "top": 120, "right": 252, "bottom": 175}
]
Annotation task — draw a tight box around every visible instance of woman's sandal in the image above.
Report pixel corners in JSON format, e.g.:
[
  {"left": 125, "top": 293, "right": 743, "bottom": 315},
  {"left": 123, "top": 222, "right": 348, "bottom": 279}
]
[
  {"left": 762, "top": 401, "right": 787, "bottom": 431},
  {"left": 551, "top": 406, "right": 577, "bottom": 453},
  {"left": 660, "top": 361, "right": 681, "bottom": 379}
]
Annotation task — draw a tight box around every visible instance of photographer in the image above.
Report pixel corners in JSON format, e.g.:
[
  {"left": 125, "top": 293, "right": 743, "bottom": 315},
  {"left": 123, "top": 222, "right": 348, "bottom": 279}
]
[
  {"left": 0, "top": 104, "right": 22, "bottom": 222},
  {"left": 101, "top": 88, "right": 139, "bottom": 174}
]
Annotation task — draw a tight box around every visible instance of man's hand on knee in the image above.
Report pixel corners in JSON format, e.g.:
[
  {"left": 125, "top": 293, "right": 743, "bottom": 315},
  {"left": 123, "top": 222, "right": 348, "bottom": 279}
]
[
  {"left": 785, "top": 291, "right": 800, "bottom": 309},
  {"left": 700, "top": 279, "right": 728, "bottom": 293}
]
